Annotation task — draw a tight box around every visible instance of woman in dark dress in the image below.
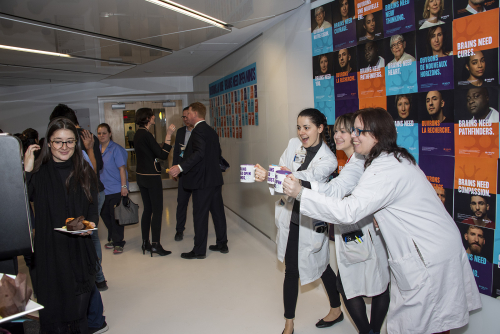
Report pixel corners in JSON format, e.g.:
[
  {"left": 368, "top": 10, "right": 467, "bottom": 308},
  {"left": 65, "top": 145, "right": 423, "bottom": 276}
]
[{"left": 24, "top": 117, "right": 98, "bottom": 333}]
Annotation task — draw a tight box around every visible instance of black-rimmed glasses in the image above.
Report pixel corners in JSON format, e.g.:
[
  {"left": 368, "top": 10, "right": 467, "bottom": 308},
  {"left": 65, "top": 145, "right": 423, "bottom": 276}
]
[
  {"left": 51, "top": 139, "right": 77, "bottom": 149},
  {"left": 350, "top": 127, "right": 373, "bottom": 137}
]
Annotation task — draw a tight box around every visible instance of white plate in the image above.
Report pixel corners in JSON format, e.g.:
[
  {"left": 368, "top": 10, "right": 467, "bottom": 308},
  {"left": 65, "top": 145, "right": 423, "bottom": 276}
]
[
  {"left": 54, "top": 227, "right": 97, "bottom": 235},
  {"left": 0, "top": 274, "right": 43, "bottom": 324}
]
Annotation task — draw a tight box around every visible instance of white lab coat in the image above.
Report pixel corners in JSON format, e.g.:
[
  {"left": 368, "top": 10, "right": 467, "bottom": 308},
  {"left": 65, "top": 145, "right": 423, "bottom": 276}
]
[
  {"left": 309, "top": 153, "right": 390, "bottom": 299},
  {"left": 300, "top": 153, "right": 482, "bottom": 334},
  {"left": 275, "top": 138, "right": 337, "bottom": 285}
]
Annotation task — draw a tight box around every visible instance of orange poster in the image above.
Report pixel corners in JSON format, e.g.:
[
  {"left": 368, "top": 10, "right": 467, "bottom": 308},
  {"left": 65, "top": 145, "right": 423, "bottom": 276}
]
[
  {"left": 359, "top": 96, "right": 387, "bottom": 109},
  {"left": 453, "top": 9, "right": 499, "bottom": 56}
]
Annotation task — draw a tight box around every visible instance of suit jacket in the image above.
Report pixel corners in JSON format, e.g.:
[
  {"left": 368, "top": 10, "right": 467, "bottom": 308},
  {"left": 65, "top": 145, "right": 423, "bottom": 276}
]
[
  {"left": 180, "top": 121, "right": 223, "bottom": 190},
  {"left": 172, "top": 126, "right": 187, "bottom": 166}
]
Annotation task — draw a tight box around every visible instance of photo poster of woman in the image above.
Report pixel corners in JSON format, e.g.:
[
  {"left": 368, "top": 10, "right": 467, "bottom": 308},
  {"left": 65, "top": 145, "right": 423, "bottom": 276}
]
[
  {"left": 453, "top": 9, "right": 499, "bottom": 88},
  {"left": 386, "top": 93, "right": 420, "bottom": 162},
  {"left": 415, "top": 0, "right": 453, "bottom": 30},
  {"left": 418, "top": 154, "right": 454, "bottom": 216},
  {"left": 454, "top": 157, "right": 497, "bottom": 295},
  {"left": 453, "top": 0, "right": 499, "bottom": 19},
  {"left": 312, "top": 3, "right": 335, "bottom": 56},
  {"left": 334, "top": 46, "right": 359, "bottom": 99},
  {"left": 382, "top": 0, "right": 416, "bottom": 37},
  {"left": 356, "top": 0, "right": 385, "bottom": 43},
  {"left": 384, "top": 31, "right": 418, "bottom": 95},
  {"left": 416, "top": 21, "right": 454, "bottom": 91},
  {"left": 357, "top": 38, "right": 387, "bottom": 97},
  {"left": 454, "top": 86, "right": 499, "bottom": 159},
  {"left": 313, "top": 52, "right": 336, "bottom": 123},
  {"left": 418, "top": 89, "right": 455, "bottom": 157},
  {"left": 332, "top": 0, "right": 358, "bottom": 51}
]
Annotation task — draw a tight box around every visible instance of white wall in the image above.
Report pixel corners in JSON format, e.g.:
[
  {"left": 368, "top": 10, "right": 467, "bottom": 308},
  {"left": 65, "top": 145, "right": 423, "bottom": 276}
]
[
  {"left": 193, "top": 4, "right": 315, "bottom": 238},
  {"left": 0, "top": 76, "right": 193, "bottom": 136}
]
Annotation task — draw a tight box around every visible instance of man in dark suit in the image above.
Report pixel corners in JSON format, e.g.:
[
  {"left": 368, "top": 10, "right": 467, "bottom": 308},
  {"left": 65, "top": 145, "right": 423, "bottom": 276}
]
[
  {"left": 169, "top": 102, "right": 228, "bottom": 259},
  {"left": 172, "top": 107, "right": 194, "bottom": 241}
]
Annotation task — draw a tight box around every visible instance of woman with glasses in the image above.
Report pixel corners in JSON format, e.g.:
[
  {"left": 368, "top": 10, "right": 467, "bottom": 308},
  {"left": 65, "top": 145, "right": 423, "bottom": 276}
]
[
  {"left": 97, "top": 123, "right": 129, "bottom": 255},
  {"left": 134, "top": 108, "right": 176, "bottom": 256},
  {"left": 284, "top": 108, "right": 481, "bottom": 334},
  {"left": 285, "top": 113, "right": 390, "bottom": 334},
  {"left": 254, "top": 109, "right": 342, "bottom": 334},
  {"left": 24, "top": 117, "right": 99, "bottom": 333}
]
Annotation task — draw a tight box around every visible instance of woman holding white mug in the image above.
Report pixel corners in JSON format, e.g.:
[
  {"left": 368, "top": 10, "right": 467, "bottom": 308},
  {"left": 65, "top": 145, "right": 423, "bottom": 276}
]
[
  {"left": 255, "top": 108, "right": 341, "bottom": 334},
  {"left": 283, "top": 112, "right": 391, "bottom": 334},
  {"left": 284, "top": 108, "right": 481, "bottom": 334}
]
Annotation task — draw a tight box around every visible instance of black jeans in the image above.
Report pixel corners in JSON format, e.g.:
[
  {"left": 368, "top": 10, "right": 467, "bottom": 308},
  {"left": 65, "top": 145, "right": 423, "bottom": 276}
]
[
  {"left": 176, "top": 176, "right": 192, "bottom": 232},
  {"left": 283, "top": 222, "right": 341, "bottom": 319},
  {"left": 100, "top": 193, "right": 125, "bottom": 247},
  {"left": 337, "top": 273, "right": 390, "bottom": 334},
  {"left": 137, "top": 174, "right": 164, "bottom": 243}
]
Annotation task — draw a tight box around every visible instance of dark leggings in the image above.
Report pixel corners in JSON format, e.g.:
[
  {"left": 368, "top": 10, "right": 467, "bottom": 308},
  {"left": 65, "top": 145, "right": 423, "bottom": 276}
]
[
  {"left": 283, "top": 222, "right": 341, "bottom": 319},
  {"left": 337, "top": 274, "right": 390, "bottom": 334},
  {"left": 137, "top": 174, "right": 163, "bottom": 243}
]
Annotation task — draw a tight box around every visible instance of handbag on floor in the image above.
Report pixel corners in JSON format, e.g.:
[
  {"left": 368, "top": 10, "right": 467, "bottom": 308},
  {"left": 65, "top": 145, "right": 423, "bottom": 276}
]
[{"left": 114, "top": 196, "right": 139, "bottom": 226}]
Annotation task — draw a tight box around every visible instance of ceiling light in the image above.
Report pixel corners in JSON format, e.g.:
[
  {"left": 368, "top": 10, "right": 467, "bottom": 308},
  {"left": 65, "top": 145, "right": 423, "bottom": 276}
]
[
  {"left": 163, "top": 101, "right": 176, "bottom": 107},
  {"left": 145, "top": 0, "right": 231, "bottom": 31},
  {"left": 112, "top": 104, "right": 126, "bottom": 109},
  {"left": 0, "top": 44, "right": 136, "bottom": 65}
]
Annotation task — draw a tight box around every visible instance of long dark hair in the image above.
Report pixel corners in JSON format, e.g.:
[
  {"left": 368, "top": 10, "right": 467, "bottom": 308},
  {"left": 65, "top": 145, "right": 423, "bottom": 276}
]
[
  {"left": 353, "top": 108, "right": 416, "bottom": 168},
  {"left": 34, "top": 117, "right": 97, "bottom": 202},
  {"left": 297, "top": 108, "right": 336, "bottom": 155}
]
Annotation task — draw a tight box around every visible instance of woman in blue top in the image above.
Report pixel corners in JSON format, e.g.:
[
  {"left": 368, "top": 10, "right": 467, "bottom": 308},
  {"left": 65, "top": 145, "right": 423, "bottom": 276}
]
[{"left": 97, "top": 123, "right": 129, "bottom": 254}]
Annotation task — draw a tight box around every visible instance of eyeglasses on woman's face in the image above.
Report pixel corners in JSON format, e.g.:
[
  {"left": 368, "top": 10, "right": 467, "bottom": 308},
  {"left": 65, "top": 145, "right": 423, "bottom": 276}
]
[
  {"left": 51, "top": 139, "right": 77, "bottom": 149},
  {"left": 350, "top": 127, "right": 373, "bottom": 137}
]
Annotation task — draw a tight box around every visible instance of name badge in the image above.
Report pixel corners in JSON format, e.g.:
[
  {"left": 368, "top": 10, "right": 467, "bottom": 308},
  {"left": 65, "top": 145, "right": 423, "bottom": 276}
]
[{"left": 293, "top": 146, "right": 306, "bottom": 164}]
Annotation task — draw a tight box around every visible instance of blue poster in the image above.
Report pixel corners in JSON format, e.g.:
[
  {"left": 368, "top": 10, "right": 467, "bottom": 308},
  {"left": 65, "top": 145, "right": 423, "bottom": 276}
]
[
  {"left": 395, "top": 122, "right": 419, "bottom": 163},
  {"left": 314, "top": 77, "right": 335, "bottom": 102}
]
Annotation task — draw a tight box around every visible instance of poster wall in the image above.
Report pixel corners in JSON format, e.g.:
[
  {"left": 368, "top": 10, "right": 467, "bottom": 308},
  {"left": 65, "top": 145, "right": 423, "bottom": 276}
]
[
  {"left": 208, "top": 63, "right": 258, "bottom": 139},
  {"left": 310, "top": 3, "right": 500, "bottom": 297}
]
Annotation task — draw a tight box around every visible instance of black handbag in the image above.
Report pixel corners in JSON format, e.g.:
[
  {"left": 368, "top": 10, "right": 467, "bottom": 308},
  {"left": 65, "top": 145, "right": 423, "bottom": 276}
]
[
  {"left": 219, "top": 156, "right": 230, "bottom": 172},
  {"left": 114, "top": 196, "right": 139, "bottom": 226}
]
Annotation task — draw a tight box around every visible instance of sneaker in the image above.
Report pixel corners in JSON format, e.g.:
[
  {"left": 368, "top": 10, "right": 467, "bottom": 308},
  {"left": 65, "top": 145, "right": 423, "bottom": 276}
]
[
  {"left": 89, "top": 321, "right": 109, "bottom": 334},
  {"left": 113, "top": 246, "right": 123, "bottom": 254},
  {"left": 95, "top": 280, "right": 108, "bottom": 291},
  {"left": 104, "top": 242, "right": 114, "bottom": 249}
]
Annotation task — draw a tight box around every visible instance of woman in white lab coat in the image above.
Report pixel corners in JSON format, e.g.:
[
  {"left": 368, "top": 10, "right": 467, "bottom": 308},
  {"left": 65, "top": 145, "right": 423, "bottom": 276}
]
[
  {"left": 255, "top": 108, "right": 341, "bottom": 334},
  {"left": 284, "top": 108, "right": 482, "bottom": 334},
  {"left": 306, "top": 112, "right": 391, "bottom": 334}
]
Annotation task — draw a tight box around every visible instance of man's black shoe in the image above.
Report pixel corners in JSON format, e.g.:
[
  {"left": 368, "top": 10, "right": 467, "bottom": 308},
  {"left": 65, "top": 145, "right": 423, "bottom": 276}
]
[
  {"left": 181, "top": 251, "right": 206, "bottom": 259},
  {"left": 208, "top": 243, "right": 229, "bottom": 254},
  {"left": 174, "top": 231, "right": 183, "bottom": 241}
]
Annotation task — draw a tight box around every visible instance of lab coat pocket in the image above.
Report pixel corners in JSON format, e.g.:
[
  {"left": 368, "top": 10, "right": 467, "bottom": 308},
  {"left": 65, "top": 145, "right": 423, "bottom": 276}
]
[
  {"left": 388, "top": 253, "right": 429, "bottom": 291},
  {"left": 339, "top": 236, "right": 373, "bottom": 265},
  {"left": 275, "top": 198, "right": 288, "bottom": 229},
  {"left": 311, "top": 229, "right": 327, "bottom": 253}
]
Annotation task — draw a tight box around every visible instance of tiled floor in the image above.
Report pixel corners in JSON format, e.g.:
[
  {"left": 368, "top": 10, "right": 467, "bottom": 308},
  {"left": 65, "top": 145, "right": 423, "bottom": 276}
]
[{"left": 19, "top": 189, "right": 385, "bottom": 334}]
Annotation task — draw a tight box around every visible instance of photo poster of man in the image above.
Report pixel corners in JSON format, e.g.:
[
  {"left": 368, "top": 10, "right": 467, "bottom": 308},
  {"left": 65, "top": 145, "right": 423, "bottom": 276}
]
[
  {"left": 418, "top": 89, "right": 455, "bottom": 156},
  {"left": 416, "top": 21, "right": 454, "bottom": 91},
  {"left": 356, "top": 0, "right": 385, "bottom": 43},
  {"left": 382, "top": 0, "right": 416, "bottom": 37},
  {"left": 454, "top": 0, "right": 499, "bottom": 19},
  {"left": 334, "top": 46, "right": 359, "bottom": 99},
  {"left": 384, "top": 31, "right": 418, "bottom": 95},
  {"left": 414, "top": 0, "right": 453, "bottom": 30},
  {"left": 357, "top": 38, "right": 387, "bottom": 97},
  {"left": 332, "top": 0, "right": 358, "bottom": 51},
  {"left": 454, "top": 86, "right": 499, "bottom": 158},
  {"left": 419, "top": 155, "right": 454, "bottom": 216},
  {"left": 457, "top": 221, "right": 495, "bottom": 295},
  {"left": 453, "top": 9, "right": 499, "bottom": 88},
  {"left": 208, "top": 63, "right": 258, "bottom": 139},
  {"left": 312, "top": 3, "right": 335, "bottom": 56},
  {"left": 387, "top": 92, "right": 420, "bottom": 162}
]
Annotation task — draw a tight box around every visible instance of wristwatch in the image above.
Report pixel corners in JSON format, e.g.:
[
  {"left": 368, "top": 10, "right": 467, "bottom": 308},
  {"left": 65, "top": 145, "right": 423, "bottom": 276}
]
[
  {"left": 121, "top": 185, "right": 128, "bottom": 189},
  {"left": 296, "top": 187, "right": 304, "bottom": 201}
]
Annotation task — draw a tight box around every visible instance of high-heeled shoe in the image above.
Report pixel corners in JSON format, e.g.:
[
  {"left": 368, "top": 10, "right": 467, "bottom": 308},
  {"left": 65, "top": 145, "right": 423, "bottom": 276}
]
[
  {"left": 142, "top": 240, "right": 151, "bottom": 255},
  {"left": 150, "top": 242, "right": 172, "bottom": 257}
]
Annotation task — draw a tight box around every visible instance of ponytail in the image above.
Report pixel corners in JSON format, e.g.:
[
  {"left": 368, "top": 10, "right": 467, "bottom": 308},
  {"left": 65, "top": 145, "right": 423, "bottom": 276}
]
[{"left": 297, "top": 108, "right": 336, "bottom": 154}]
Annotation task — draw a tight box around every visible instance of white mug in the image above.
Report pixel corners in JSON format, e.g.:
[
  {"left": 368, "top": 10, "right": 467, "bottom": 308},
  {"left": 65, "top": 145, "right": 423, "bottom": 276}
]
[
  {"left": 275, "top": 170, "right": 292, "bottom": 193},
  {"left": 267, "top": 165, "right": 279, "bottom": 185},
  {"left": 240, "top": 164, "right": 256, "bottom": 183}
]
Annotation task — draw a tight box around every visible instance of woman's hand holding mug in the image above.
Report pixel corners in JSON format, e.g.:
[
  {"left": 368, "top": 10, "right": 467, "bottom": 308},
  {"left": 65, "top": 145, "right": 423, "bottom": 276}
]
[
  {"left": 283, "top": 174, "right": 302, "bottom": 198},
  {"left": 255, "top": 164, "right": 267, "bottom": 182}
]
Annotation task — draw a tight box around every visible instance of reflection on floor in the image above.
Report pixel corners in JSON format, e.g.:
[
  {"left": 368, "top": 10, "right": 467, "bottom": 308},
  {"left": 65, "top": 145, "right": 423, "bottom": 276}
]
[{"left": 19, "top": 189, "right": 385, "bottom": 334}]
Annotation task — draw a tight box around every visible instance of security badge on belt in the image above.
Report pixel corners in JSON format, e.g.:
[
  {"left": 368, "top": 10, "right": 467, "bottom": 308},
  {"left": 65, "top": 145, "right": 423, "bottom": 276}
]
[
  {"left": 179, "top": 144, "right": 186, "bottom": 158},
  {"left": 293, "top": 146, "right": 306, "bottom": 164}
]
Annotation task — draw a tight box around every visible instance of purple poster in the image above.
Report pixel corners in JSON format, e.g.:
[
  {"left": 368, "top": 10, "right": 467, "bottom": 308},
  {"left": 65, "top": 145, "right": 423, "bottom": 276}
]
[
  {"left": 335, "top": 99, "right": 359, "bottom": 117},
  {"left": 469, "top": 255, "right": 494, "bottom": 296},
  {"left": 418, "top": 90, "right": 455, "bottom": 156},
  {"left": 332, "top": 0, "right": 357, "bottom": 50},
  {"left": 334, "top": 47, "right": 359, "bottom": 99},
  {"left": 383, "top": 0, "right": 416, "bottom": 37},
  {"left": 419, "top": 154, "right": 454, "bottom": 216}
]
